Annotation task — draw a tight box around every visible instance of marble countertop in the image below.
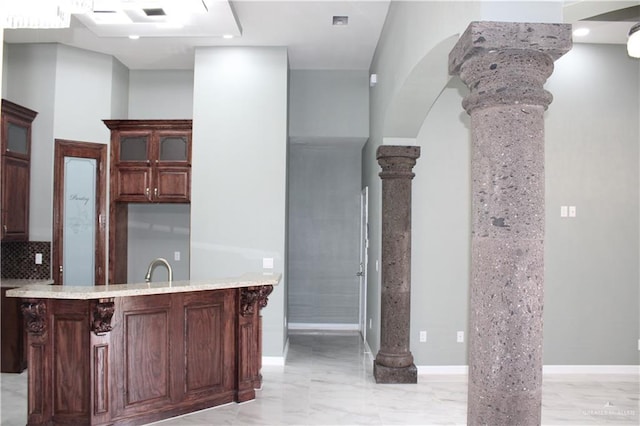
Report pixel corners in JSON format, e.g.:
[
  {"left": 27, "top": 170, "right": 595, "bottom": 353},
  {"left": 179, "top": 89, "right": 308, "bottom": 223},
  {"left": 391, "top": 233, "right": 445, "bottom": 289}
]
[
  {"left": 5, "top": 272, "right": 280, "bottom": 300},
  {"left": 1, "top": 279, "right": 54, "bottom": 288}
]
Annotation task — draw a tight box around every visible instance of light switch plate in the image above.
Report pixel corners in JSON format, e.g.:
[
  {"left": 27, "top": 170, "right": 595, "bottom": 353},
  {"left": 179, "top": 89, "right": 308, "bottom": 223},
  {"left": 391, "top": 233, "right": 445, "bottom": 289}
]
[
  {"left": 174, "top": 251, "right": 180, "bottom": 261},
  {"left": 560, "top": 206, "right": 568, "bottom": 217},
  {"left": 35, "top": 253, "right": 43, "bottom": 265}
]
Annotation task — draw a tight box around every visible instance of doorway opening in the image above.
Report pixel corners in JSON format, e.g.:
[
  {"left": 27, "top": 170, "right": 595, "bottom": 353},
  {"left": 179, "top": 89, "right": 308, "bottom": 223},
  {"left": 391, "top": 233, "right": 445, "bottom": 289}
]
[{"left": 287, "top": 142, "right": 363, "bottom": 334}]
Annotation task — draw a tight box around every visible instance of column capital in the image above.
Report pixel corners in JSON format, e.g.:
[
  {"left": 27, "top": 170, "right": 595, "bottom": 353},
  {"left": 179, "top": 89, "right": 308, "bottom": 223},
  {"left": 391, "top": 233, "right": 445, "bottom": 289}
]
[
  {"left": 449, "top": 21, "right": 572, "bottom": 74},
  {"left": 449, "top": 21, "right": 572, "bottom": 113},
  {"left": 376, "top": 145, "right": 420, "bottom": 179}
]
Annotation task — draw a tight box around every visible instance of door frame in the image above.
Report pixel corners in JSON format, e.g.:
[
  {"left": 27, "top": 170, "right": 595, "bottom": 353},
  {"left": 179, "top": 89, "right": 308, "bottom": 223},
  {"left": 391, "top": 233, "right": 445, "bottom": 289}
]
[
  {"left": 359, "top": 186, "right": 369, "bottom": 341},
  {"left": 52, "top": 139, "right": 107, "bottom": 285}
]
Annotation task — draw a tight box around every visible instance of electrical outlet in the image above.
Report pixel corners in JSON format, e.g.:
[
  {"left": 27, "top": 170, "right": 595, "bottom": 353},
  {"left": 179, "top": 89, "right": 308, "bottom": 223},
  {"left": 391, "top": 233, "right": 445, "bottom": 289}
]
[
  {"left": 174, "top": 251, "right": 180, "bottom": 261},
  {"left": 457, "top": 331, "right": 464, "bottom": 343},
  {"left": 569, "top": 205, "right": 577, "bottom": 217},
  {"left": 419, "top": 331, "right": 427, "bottom": 343},
  {"left": 35, "top": 253, "right": 43, "bottom": 265},
  {"left": 263, "top": 258, "right": 274, "bottom": 269}
]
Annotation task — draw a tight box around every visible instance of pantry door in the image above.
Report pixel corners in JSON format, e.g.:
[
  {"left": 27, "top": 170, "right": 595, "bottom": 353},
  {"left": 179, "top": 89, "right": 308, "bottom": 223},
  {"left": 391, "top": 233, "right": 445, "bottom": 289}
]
[{"left": 52, "top": 140, "right": 107, "bottom": 285}]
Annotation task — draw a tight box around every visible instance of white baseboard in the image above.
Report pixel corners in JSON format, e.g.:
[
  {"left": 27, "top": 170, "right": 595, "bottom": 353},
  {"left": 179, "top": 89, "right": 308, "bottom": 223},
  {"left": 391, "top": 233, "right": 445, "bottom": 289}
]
[
  {"left": 543, "top": 365, "right": 640, "bottom": 375},
  {"left": 363, "top": 339, "right": 375, "bottom": 364},
  {"left": 288, "top": 322, "right": 360, "bottom": 331},
  {"left": 414, "top": 365, "right": 639, "bottom": 376},
  {"left": 262, "top": 356, "right": 285, "bottom": 366},
  {"left": 261, "top": 336, "right": 290, "bottom": 367},
  {"left": 417, "top": 365, "right": 468, "bottom": 375}
]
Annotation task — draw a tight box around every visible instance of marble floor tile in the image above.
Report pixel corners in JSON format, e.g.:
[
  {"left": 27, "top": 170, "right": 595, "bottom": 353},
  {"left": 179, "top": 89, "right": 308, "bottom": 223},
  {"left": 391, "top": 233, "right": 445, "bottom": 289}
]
[{"left": 1, "top": 332, "right": 638, "bottom": 425}]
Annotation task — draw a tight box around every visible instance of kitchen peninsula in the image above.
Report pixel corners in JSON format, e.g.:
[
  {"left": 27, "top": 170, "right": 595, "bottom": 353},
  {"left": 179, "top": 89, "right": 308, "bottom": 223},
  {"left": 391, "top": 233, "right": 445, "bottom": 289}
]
[{"left": 7, "top": 272, "right": 280, "bottom": 426}]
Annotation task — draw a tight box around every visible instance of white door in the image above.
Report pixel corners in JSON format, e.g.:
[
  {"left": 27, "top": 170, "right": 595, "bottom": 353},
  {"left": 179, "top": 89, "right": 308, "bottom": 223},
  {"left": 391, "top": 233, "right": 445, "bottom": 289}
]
[{"left": 358, "top": 186, "right": 369, "bottom": 340}]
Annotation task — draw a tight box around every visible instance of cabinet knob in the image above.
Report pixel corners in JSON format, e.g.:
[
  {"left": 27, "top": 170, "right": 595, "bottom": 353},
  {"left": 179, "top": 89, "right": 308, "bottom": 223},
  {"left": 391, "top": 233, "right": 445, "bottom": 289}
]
[
  {"left": 154, "top": 188, "right": 158, "bottom": 197},
  {"left": 145, "top": 188, "right": 151, "bottom": 201}
]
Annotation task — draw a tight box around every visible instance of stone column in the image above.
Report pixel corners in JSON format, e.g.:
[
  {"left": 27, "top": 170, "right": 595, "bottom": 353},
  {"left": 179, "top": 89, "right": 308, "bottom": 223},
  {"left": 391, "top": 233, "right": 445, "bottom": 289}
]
[
  {"left": 449, "top": 22, "right": 571, "bottom": 425},
  {"left": 374, "top": 145, "right": 420, "bottom": 384}
]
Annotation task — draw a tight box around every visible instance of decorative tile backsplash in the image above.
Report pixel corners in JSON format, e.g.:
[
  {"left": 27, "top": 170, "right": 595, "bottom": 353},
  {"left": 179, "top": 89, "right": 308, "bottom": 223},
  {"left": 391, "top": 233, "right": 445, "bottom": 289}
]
[{"left": 1, "top": 241, "right": 51, "bottom": 279}]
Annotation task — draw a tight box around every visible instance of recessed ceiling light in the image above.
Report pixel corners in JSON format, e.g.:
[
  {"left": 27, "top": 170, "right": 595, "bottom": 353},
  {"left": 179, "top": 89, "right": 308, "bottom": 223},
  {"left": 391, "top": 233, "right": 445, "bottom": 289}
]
[
  {"left": 332, "top": 16, "right": 348, "bottom": 26},
  {"left": 128, "top": 35, "right": 140, "bottom": 40},
  {"left": 573, "top": 27, "right": 590, "bottom": 37},
  {"left": 223, "top": 34, "right": 234, "bottom": 39}
]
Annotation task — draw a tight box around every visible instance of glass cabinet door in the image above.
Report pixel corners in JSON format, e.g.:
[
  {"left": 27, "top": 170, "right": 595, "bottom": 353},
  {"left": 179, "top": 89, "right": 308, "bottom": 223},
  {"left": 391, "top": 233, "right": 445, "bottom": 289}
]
[
  {"left": 119, "top": 135, "right": 149, "bottom": 162},
  {"left": 158, "top": 135, "right": 188, "bottom": 162},
  {"left": 6, "top": 122, "right": 29, "bottom": 155}
]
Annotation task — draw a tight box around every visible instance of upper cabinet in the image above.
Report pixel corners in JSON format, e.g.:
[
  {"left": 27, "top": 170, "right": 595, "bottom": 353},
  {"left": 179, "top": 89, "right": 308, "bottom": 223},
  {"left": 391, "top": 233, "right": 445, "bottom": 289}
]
[
  {"left": 1, "top": 100, "right": 38, "bottom": 241},
  {"left": 104, "top": 120, "right": 192, "bottom": 203}
]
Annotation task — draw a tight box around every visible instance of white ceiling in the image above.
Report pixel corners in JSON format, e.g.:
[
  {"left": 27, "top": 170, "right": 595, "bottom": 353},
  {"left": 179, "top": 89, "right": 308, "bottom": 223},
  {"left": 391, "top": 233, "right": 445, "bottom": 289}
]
[
  {"left": 2, "top": 1, "right": 638, "bottom": 71},
  {"left": 3, "top": 0, "right": 391, "bottom": 70}
]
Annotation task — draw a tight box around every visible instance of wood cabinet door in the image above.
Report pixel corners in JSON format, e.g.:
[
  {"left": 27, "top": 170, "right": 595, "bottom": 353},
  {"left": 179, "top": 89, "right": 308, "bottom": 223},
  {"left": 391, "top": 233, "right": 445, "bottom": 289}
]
[
  {"left": 154, "top": 167, "right": 190, "bottom": 202},
  {"left": 114, "top": 166, "right": 152, "bottom": 202},
  {"left": 1, "top": 156, "right": 30, "bottom": 240}
]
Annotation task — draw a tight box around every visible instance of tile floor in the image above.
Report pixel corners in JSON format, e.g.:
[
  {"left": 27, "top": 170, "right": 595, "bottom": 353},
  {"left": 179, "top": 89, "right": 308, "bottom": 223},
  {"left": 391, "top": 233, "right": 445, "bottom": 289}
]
[{"left": 1, "top": 332, "right": 638, "bottom": 425}]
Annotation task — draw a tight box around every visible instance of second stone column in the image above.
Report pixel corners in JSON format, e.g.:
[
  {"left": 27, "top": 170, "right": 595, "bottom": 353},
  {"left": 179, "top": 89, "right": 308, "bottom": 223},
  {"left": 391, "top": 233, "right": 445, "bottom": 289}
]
[{"left": 374, "top": 145, "right": 420, "bottom": 384}]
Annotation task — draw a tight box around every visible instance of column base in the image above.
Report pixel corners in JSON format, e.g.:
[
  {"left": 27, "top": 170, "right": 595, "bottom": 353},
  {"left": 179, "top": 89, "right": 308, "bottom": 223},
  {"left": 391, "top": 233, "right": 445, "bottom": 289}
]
[{"left": 373, "top": 361, "right": 417, "bottom": 384}]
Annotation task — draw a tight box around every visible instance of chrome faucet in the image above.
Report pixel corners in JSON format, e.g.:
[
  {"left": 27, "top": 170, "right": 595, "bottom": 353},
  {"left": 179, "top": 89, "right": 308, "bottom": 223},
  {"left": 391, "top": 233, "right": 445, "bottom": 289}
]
[{"left": 145, "top": 257, "right": 173, "bottom": 283}]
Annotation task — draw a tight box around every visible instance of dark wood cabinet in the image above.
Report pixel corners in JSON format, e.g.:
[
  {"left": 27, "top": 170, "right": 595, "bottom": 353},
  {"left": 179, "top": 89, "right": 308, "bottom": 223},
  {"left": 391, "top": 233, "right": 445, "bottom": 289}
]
[
  {"left": 1, "top": 286, "right": 27, "bottom": 373},
  {"left": 19, "top": 284, "right": 272, "bottom": 425},
  {"left": 104, "top": 120, "right": 192, "bottom": 284},
  {"left": 104, "top": 120, "right": 192, "bottom": 203},
  {"left": 1, "top": 99, "right": 38, "bottom": 241}
]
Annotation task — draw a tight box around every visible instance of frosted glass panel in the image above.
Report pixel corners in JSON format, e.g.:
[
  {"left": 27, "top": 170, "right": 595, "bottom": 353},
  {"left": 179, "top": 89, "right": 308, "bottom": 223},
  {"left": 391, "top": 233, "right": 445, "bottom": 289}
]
[{"left": 63, "top": 157, "right": 96, "bottom": 286}]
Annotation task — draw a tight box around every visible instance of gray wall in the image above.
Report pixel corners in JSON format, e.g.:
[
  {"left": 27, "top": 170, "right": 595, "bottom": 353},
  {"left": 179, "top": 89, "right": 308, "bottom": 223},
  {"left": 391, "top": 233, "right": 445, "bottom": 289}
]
[
  {"left": 543, "top": 44, "right": 639, "bottom": 364},
  {"left": 367, "top": 1, "right": 639, "bottom": 366},
  {"left": 410, "top": 78, "right": 471, "bottom": 365},
  {"left": 289, "top": 70, "right": 369, "bottom": 140},
  {"left": 128, "top": 70, "right": 194, "bottom": 119},
  {"left": 288, "top": 143, "right": 362, "bottom": 326},
  {"left": 191, "top": 47, "right": 288, "bottom": 357},
  {"left": 127, "top": 204, "right": 190, "bottom": 282}
]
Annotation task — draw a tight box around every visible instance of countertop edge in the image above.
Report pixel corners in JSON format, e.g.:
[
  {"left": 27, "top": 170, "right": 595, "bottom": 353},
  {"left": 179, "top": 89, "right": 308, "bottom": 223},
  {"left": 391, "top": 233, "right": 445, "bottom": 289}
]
[{"left": 5, "top": 273, "right": 281, "bottom": 300}]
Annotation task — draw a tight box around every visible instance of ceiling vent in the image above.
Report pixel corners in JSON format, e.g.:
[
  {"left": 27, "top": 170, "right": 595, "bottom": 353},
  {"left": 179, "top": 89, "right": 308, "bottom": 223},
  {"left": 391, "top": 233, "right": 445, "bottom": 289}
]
[
  {"left": 332, "top": 16, "right": 348, "bottom": 26},
  {"left": 143, "top": 8, "right": 166, "bottom": 17}
]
